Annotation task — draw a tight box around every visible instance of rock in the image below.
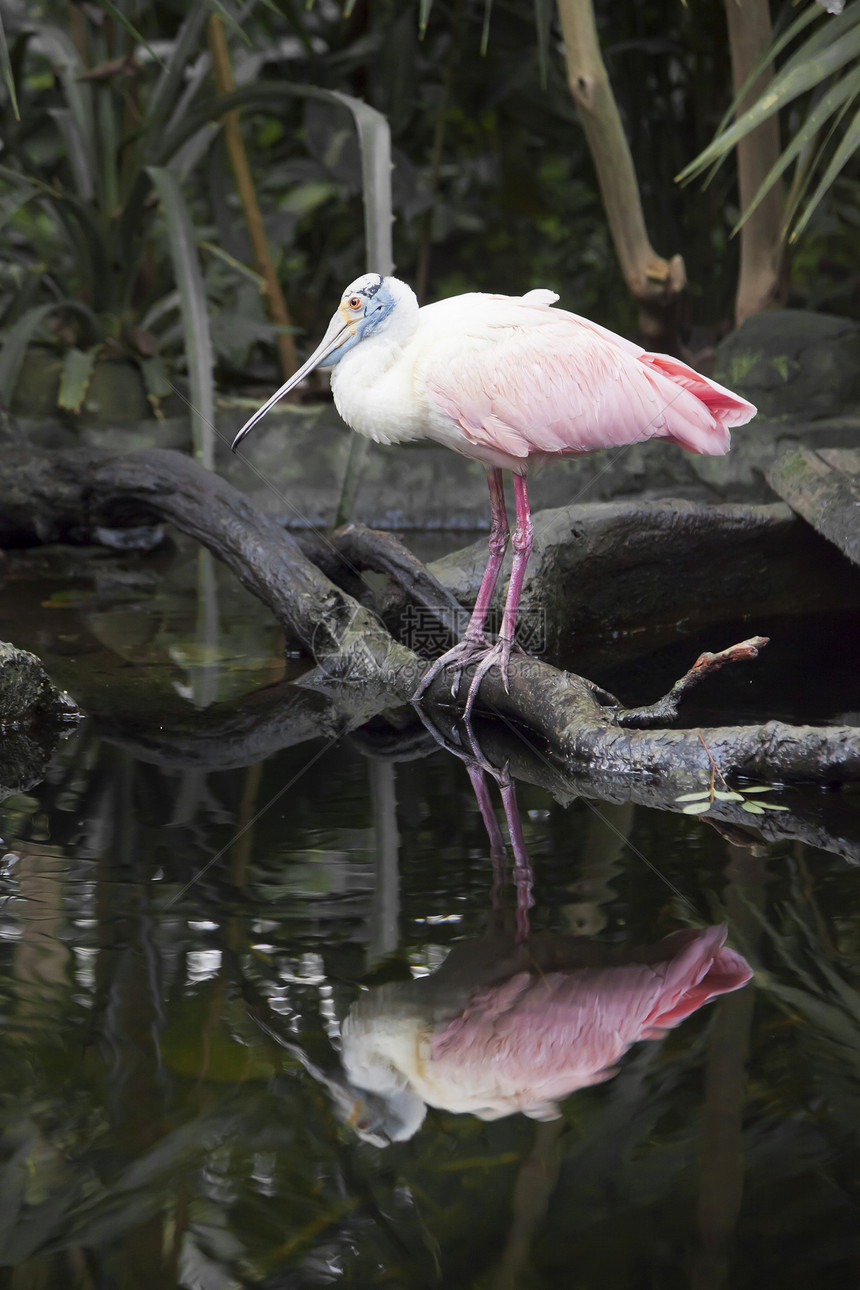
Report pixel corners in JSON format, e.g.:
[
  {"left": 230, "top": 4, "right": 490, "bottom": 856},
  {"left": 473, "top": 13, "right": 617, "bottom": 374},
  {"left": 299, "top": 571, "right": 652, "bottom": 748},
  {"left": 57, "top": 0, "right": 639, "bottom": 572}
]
[
  {"left": 0, "top": 642, "right": 82, "bottom": 801},
  {"left": 713, "top": 309, "right": 860, "bottom": 421},
  {"left": 0, "top": 641, "right": 81, "bottom": 726},
  {"left": 767, "top": 446, "right": 860, "bottom": 566},
  {"left": 427, "top": 498, "right": 860, "bottom": 657}
]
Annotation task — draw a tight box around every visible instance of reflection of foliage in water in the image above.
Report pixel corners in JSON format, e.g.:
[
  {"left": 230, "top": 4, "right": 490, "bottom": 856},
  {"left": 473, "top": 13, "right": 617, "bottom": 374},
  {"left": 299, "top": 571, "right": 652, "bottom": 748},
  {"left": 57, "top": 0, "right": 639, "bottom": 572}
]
[{"left": 0, "top": 727, "right": 858, "bottom": 1286}]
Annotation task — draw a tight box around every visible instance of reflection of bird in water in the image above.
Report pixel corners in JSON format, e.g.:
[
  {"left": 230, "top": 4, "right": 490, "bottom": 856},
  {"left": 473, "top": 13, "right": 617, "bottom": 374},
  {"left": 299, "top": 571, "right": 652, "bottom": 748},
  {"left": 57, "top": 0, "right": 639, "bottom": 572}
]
[
  {"left": 340, "top": 924, "right": 752, "bottom": 1141},
  {"left": 231, "top": 275, "right": 756, "bottom": 710}
]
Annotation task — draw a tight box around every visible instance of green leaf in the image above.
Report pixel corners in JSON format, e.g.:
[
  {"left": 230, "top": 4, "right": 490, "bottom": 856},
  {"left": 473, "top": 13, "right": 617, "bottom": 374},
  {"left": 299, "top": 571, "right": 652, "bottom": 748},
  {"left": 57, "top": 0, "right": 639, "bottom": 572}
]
[
  {"left": 0, "top": 299, "right": 102, "bottom": 405},
  {"left": 329, "top": 90, "right": 393, "bottom": 276},
  {"left": 0, "top": 8, "right": 20, "bottom": 121},
  {"left": 279, "top": 180, "right": 340, "bottom": 218},
  {"left": 675, "top": 791, "right": 712, "bottom": 802},
  {"left": 148, "top": 166, "right": 215, "bottom": 470},
  {"left": 94, "top": 0, "right": 166, "bottom": 69},
  {"left": 534, "top": 0, "right": 553, "bottom": 89},
  {"left": 682, "top": 801, "right": 713, "bottom": 815},
  {"left": 29, "top": 25, "right": 96, "bottom": 189},
  {"left": 480, "top": 0, "right": 494, "bottom": 55},
  {"left": 140, "top": 355, "right": 173, "bottom": 404},
  {"left": 0, "top": 167, "right": 113, "bottom": 311},
  {"left": 58, "top": 345, "right": 99, "bottom": 413},
  {"left": 0, "top": 182, "right": 37, "bottom": 232},
  {"left": 775, "top": 0, "right": 860, "bottom": 85},
  {"left": 741, "top": 802, "right": 767, "bottom": 815},
  {"left": 199, "top": 240, "right": 264, "bottom": 285},
  {"left": 142, "top": 3, "right": 211, "bottom": 144},
  {"left": 713, "top": 790, "right": 745, "bottom": 802},
  {"left": 326, "top": 90, "right": 393, "bottom": 526},
  {"left": 139, "top": 290, "right": 181, "bottom": 333},
  {"left": 0, "top": 302, "right": 53, "bottom": 405},
  {"left": 732, "top": 63, "right": 860, "bottom": 235},
  {"left": 48, "top": 107, "right": 95, "bottom": 202},
  {"left": 204, "top": 0, "right": 252, "bottom": 47},
  {"left": 740, "top": 785, "right": 777, "bottom": 794},
  {"left": 678, "top": 21, "right": 860, "bottom": 184},
  {"left": 712, "top": 1, "right": 823, "bottom": 141},
  {"left": 792, "top": 100, "right": 860, "bottom": 239}
]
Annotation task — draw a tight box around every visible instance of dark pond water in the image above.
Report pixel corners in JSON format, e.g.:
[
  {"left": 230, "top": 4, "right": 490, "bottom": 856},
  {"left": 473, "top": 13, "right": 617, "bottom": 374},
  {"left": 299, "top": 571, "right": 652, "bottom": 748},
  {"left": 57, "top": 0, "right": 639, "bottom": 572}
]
[{"left": 1, "top": 537, "right": 859, "bottom": 1289}]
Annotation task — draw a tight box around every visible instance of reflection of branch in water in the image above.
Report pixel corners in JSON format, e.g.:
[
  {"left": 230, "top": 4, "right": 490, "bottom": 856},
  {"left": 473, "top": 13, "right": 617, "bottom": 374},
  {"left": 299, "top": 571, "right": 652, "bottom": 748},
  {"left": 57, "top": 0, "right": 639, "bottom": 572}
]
[
  {"left": 561, "top": 800, "right": 630, "bottom": 938},
  {"left": 96, "top": 674, "right": 860, "bottom": 868}
]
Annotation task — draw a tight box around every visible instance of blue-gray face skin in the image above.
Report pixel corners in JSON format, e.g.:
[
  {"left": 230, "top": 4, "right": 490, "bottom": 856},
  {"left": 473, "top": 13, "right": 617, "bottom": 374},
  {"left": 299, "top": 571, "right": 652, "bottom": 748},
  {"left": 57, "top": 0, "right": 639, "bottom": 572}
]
[
  {"left": 320, "top": 274, "right": 396, "bottom": 367},
  {"left": 230, "top": 273, "right": 396, "bottom": 452}
]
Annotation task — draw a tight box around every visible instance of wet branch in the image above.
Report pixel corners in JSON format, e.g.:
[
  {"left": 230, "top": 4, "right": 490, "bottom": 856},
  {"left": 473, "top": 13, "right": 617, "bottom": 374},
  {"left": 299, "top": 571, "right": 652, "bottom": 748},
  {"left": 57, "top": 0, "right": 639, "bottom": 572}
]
[
  {"left": 3, "top": 446, "right": 860, "bottom": 790},
  {"left": 615, "top": 636, "right": 771, "bottom": 728}
]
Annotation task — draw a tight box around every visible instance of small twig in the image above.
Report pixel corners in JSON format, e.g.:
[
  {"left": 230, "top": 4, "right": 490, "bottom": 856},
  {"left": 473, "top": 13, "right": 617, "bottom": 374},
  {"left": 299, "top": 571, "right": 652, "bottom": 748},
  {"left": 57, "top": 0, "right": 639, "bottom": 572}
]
[
  {"left": 698, "top": 728, "right": 732, "bottom": 799},
  {"left": 614, "top": 635, "right": 770, "bottom": 728}
]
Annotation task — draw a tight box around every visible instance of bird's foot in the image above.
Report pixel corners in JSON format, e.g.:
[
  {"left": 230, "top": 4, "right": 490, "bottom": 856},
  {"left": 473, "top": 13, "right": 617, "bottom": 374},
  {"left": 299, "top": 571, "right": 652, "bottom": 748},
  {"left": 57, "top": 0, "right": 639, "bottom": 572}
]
[
  {"left": 412, "top": 634, "right": 489, "bottom": 702},
  {"left": 463, "top": 636, "right": 514, "bottom": 722}
]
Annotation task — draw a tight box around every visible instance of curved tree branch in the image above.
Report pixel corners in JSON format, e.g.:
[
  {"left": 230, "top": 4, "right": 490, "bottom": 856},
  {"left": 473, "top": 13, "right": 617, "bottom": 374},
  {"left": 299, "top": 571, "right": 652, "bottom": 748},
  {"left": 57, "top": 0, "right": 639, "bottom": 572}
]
[{"left": 3, "top": 446, "right": 859, "bottom": 792}]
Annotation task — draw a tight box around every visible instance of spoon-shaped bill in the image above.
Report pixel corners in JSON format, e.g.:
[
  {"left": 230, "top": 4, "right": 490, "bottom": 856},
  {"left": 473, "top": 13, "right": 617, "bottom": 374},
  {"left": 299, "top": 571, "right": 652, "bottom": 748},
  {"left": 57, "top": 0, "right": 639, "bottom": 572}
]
[{"left": 230, "top": 313, "right": 352, "bottom": 452}]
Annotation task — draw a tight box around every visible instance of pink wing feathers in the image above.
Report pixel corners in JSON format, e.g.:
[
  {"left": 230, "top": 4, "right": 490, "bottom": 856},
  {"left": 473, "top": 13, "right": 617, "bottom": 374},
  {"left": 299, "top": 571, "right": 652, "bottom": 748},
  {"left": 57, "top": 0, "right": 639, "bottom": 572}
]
[
  {"left": 428, "top": 924, "right": 752, "bottom": 1109},
  {"left": 422, "top": 296, "right": 756, "bottom": 466}
]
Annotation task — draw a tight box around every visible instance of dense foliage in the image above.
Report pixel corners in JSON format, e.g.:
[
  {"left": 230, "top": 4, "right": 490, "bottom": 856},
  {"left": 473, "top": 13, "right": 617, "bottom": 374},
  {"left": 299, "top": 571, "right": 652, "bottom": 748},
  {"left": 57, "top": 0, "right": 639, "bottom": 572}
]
[{"left": 1, "top": 0, "right": 859, "bottom": 404}]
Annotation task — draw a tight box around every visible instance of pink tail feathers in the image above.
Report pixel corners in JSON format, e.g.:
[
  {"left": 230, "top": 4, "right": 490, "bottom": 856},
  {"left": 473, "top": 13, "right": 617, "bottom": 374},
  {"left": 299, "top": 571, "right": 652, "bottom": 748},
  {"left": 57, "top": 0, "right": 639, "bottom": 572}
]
[
  {"left": 643, "top": 352, "right": 758, "bottom": 428},
  {"left": 642, "top": 351, "right": 757, "bottom": 456},
  {"left": 640, "top": 925, "right": 753, "bottom": 1035}
]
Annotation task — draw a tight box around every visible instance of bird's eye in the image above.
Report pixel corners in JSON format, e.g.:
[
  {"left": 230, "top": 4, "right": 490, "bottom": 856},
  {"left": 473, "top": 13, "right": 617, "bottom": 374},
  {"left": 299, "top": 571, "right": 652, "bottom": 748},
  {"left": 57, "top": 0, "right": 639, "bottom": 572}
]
[{"left": 348, "top": 296, "right": 362, "bottom": 310}]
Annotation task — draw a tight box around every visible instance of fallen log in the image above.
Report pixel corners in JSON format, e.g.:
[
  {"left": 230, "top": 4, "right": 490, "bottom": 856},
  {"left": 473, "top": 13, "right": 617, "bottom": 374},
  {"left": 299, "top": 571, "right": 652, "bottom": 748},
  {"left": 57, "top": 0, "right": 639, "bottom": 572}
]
[{"left": 2, "top": 446, "right": 859, "bottom": 789}]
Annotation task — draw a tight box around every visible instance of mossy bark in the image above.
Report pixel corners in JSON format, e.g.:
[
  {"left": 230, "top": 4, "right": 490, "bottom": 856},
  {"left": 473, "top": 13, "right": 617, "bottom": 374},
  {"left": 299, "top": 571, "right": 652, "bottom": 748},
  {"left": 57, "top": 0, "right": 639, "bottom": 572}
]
[{"left": 2, "top": 446, "right": 859, "bottom": 796}]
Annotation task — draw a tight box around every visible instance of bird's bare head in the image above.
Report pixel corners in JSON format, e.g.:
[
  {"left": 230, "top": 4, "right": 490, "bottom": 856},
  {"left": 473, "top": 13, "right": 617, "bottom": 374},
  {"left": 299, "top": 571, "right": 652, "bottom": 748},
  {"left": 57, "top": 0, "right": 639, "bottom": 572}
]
[
  {"left": 335, "top": 274, "right": 418, "bottom": 347},
  {"left": 231, "top": 274, "right": 417, "bottom": 453}
]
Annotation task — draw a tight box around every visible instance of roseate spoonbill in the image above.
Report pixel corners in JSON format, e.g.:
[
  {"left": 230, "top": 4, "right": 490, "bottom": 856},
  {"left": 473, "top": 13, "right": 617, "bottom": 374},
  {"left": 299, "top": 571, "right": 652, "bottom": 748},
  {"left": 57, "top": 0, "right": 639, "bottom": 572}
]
[
  {"left": 231, "top": 275, "right": 757, "bottom": 708},
  {"left": 340, "top": 924, "right": 752, "bottom": 1141}
]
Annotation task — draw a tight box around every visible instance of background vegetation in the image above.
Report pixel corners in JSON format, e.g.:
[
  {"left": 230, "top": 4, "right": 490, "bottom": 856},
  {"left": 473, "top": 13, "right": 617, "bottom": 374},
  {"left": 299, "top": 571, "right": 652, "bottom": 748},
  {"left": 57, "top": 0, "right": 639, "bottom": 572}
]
[{"left": 3, "top": 0, "right": 860, "bottom": 427}]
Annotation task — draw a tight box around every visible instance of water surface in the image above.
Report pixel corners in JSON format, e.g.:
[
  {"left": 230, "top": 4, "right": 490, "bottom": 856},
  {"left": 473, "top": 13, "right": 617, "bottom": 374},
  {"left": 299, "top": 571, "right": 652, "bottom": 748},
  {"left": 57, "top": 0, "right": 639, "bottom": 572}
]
[{"left": 0, "top": 538, "right": 858, "bottom": 1288}]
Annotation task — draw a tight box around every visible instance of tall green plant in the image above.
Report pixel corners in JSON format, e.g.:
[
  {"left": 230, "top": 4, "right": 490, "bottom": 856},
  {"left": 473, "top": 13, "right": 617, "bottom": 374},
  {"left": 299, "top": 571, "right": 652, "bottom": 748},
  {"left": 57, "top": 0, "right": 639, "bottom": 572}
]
[
  {"left": 678, "top": 1, "right": 860, "bottom": 243},
  {"left": 0, "top": 1, "right": 392, "bottom": 476}
]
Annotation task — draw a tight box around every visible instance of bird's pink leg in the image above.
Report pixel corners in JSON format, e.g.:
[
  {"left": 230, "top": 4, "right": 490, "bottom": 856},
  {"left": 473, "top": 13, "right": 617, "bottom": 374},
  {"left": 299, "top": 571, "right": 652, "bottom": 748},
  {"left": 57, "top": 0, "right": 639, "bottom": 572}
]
[
  {"left": 462, "top": 467, "right": 509, "bottom": 642},
  {"left": 413, "top": 467, "right": 509, "bottom": 700},
  {"left": 499, "top": 778, "right": 534, "bottom": 943},
  {"left": 464, "top": 473, "right": 533, "bottom": 717},
  {"left": 464, "top": 762, "right": 509, "bottom": 918}
]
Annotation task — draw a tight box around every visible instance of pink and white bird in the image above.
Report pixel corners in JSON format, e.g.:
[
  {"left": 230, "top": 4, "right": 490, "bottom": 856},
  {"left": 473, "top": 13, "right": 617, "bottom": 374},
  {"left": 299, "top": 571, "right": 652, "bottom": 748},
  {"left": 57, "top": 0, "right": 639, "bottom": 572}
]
[
  {"left": 339, "top": 924, "right": 752, "bottom": 1141},
  {"left": 231, "top": 275, "right": 757, "bottom": 707}
]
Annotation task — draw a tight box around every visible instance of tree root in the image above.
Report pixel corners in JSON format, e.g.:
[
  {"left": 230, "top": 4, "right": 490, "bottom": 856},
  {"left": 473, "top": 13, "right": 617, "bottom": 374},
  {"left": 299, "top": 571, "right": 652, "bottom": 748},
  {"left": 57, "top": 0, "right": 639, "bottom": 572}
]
[{"left": 3, "top": 446, "right": 859, "bottom": 794}]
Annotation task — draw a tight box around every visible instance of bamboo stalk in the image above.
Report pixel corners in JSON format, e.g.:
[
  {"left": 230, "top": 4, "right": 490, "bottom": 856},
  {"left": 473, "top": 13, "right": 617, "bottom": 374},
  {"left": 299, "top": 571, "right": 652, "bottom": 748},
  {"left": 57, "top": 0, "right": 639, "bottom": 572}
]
[{"left": 207, "top": 15, "right": 297, "bottom": 379}]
